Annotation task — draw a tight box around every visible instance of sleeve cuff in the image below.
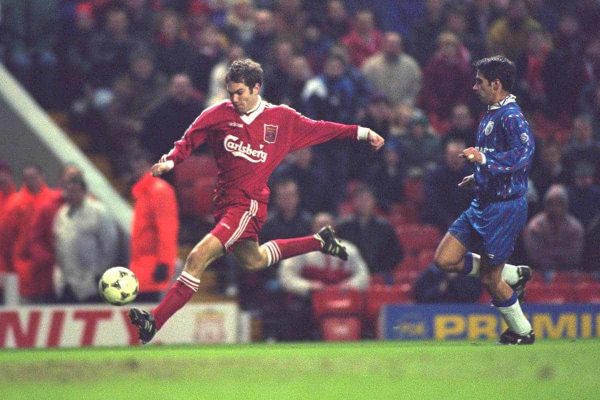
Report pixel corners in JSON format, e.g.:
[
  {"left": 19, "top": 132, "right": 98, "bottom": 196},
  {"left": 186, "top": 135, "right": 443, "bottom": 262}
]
[
  {"left": 357, "top": 127, "right": 370, "bottom": 141},
  {"left": 480, "top": 153, "right": 487, "bottom": 165},
  {"left": 165, "top": 160, "right": 175, "bottom": 169}
]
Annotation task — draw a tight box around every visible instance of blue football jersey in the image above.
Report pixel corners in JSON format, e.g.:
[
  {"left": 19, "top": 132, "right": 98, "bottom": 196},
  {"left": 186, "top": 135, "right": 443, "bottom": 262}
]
[{"left": 473, "top": 96, "right": 535, "bottom": 202}]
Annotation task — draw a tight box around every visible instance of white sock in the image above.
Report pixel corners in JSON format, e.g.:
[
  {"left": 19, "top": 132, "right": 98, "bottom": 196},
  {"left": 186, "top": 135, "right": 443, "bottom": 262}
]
[
  {"left": 497, "top": 299, "right": 532, "bottom": 335},
  {"left": 501, "top": 264, "right": 520, "bottom": 285}
]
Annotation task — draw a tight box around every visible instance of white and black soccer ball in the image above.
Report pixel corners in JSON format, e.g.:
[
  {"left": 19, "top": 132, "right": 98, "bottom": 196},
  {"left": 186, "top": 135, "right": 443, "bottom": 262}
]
[{"left": 98, "top": 266, "right": 139, "bottom": 306}]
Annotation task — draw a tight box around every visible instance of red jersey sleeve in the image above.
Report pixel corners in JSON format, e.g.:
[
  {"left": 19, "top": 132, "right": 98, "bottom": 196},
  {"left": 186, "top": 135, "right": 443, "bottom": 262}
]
[
  {"left": 165, "top": 102, "right": 225, "bottom": 165},
  {"left": 288, "top": 109, "right": 359, "bottom": 152}
]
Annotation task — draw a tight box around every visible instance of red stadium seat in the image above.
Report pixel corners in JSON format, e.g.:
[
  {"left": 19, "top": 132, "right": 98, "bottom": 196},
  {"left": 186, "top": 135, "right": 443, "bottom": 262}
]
[
  {"left": 312, "top": 288, "right": 364, "bottom": 320},
  {"left": 365, "top": 284, "right": 412, "bottom": 322},
  {"left": 525, "top": 282, "right": 574, "bottom": 304},
  {"left": 320, "top": 317, "right": 362, "bottom": 341},
  {"left": 395, "top": 224, "right": 442, "bottom": 257},
  {"left": 387, "top": 202, "right": 420, "bottom": 226},
  {"left": 574, "top": 282, "right": 600, "bottom": 303}
]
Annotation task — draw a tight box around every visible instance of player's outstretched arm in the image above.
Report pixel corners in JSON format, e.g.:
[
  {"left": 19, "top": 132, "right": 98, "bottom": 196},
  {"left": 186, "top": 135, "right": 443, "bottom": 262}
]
[
  {"left": 151, "top": 155, "right": 175, "bottom": 177},
  {"left": 367, "top": 130, "right": 385, "bottom": 151}
]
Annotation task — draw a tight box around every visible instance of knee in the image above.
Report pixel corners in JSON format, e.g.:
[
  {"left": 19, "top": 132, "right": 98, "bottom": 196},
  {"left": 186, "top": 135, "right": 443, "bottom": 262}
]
[
  {"left": 434, "top": 249, "right": 458, "bottom": 272},
  {"left": 185, "top": 248, "right": 208, "bottom": 276}
]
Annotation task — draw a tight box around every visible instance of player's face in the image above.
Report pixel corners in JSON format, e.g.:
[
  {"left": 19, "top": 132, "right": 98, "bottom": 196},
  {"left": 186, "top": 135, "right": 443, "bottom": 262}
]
[
  {"left": 473, "top": 71, "right": 496, "bottom": 105},
  {"left": 227, "top": 81, "right": 260, "bottom": 114}
]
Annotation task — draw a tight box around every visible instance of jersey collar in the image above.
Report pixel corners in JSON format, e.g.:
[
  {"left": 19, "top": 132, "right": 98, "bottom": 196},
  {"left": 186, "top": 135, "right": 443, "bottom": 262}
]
[
  {"left": 240, "top": 96, "right": 265, "bottom": 125},
  {"left": 488, "top": 94, "right": 516, "bottom": 110}
]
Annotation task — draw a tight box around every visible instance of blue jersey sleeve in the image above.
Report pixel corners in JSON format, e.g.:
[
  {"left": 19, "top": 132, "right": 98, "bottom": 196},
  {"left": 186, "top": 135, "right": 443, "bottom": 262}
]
[{"left": 483, "top": 112, "right": 534, "bottom": 176}]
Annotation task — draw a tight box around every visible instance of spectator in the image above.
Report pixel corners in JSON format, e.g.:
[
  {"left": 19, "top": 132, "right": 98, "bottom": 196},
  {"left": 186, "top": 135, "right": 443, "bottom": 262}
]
[
  {"left": 338, "top": 185, "right": 403, "bottom": 282},
  {"left": 272, "top": 148, "right": 330, "bottom": 214},
  {"left": 443, "top": 103, "right": 476, "bottom": 147},
  {"left": 487, "top": 0, "right": 542, "bottom": 62},
  {"left": 244, "top": 9, "right": 277, "bottom": 65},
  {"left": 187, "top": 23, "right": 223, "bottom": 96},
  {"left": 542, "top": 13, "right": 588, "bottom": 118},
  {"left": 530, "top": 140, "right": 570, "bottom": 200},
  {"left": 321, "top": 0, "right": 352, "bottom": 42},
  {"left": 129, "top": 153, "right": 179, "bottom": 302},
  {"left": 365, "top": 141, "right": 405, "bottom": 211},
  {"left": 418, "top": 31, "right": 473, "bottom": 126},
  {"left": 442, "top": 3, "right": 485, "bottom": 62},
  {"left": 27, "top": 165, "right": 84, "bottom": 304},
  {"left": 563, "top": 114, "right": 600, "bottom": 179},
  {"left": 53, "top": 172, "right": 118, "bottom": 303},
  {"left": 238, "top": 178, "right": 314, "bottom": 339},
  {"left": 151, "top": 10, "right": 194, "bottom": 77},
  {"left": 300, "top": 18, "right": 333, "bottom": 75},
  {"left": 278, "top": 212, "right": 369, "bottom": 341},
  {"left": 124, "top": 0, "right": 155, "bottom": 42},
  {"left": 302, "top": 53, "right": 360, "bottom": 207},
  {"left": 352, "top": 94, "right": 393, "bottom": 181},
  {"left": 277, "top": 55, "right": 314, "bottom": 112},
  {"left": 514, "top": 29, "right": 552, "bottom": 113},
  {"left": 567, "top": 162, "right": 600, "bottom": 229},
  {"left": 2, "top": 0, "right": 59, "bottom": 108},
  {"left": 388, "top": 102, "right": 415, "bottom": 138},
  {"left": 88, "top": 6, "right": 136, "bottom": 92},
  {"left": 60, "top": 2, "right": 97, "bottom": 105},
  {"left": 361, "top": 32, "right": 422, "bottom": 107},
  {"left": 223, "top": 0, "right": 256, "bottom": 46},
  {"left": 206, "top": 43, "right": 245, "bottom": 106},
  {"left": 422, "top": 139, "right": 472, "bottom": 231},
  {"left": 272, "top": 0, "right": 308, "bottom": 49},
  {"left": 410, "top": 0, "right": 446, "bottom": 66},
  {"left": 397, "top": 111, "right": 442, "bottom": 174},
  {"left": 341, "top": 9, "right": 384, "bottom": 68},
  {"left": 578, "top": 81, "right": 600, "bottom": 138},
  {"left": 141, "top": 73, "right": 204, "bottom": 162},
  {"left": 104, "top": 47, "right": 168, "bottom": 174},
  {"left": 262, "top": 39, "right": 295, "bottom": 105},
  {"left": 0, "top": 165, "right": 59, "bottom": 303},
  {"left": 523, "top": 184, "right": 584, "bottom": 279},
  {"left": 414, "top": 264, "right": 482, "bottom": 303}
]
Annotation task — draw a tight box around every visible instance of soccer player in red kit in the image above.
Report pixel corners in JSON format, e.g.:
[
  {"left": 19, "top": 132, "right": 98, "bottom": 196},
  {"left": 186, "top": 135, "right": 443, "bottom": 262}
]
[{"left": 129, "top": 58, "right": 384, "bottom": 343}]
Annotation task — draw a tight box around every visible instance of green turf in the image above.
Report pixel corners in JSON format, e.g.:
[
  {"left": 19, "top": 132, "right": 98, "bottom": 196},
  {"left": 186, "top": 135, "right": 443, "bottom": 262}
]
[{"left": 0, "top": 340, "right": 598, "bottom": 400}]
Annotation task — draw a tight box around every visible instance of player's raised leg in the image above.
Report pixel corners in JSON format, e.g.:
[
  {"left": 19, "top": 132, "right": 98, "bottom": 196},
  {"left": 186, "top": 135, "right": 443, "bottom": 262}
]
[
  {"left": 129, "top": 233, "right": 224, "bottom": 343},
  {"left": 233, "top": 225, "right": 348, "bottom": 271}
]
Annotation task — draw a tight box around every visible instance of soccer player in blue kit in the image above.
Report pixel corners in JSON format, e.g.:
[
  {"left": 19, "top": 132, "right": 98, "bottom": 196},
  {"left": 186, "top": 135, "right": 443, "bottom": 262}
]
[{"left": 434, "top": 55, "right": 535, "bottom": 344}]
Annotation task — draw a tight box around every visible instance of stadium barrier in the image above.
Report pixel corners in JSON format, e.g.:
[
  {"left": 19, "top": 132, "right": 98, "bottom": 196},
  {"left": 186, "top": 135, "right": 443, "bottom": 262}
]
[
  {"left": 380, "top": 303, "right": 600, "bottom": 341},
  {"left": 0, "top": 302, "right": 239, "bottom": 348}
]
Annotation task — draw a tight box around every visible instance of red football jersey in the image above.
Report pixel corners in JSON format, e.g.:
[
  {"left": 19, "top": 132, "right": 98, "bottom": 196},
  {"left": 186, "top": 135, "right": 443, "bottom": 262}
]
[{"left": 166, "top": 99, "right": 359, "bottom": 204}]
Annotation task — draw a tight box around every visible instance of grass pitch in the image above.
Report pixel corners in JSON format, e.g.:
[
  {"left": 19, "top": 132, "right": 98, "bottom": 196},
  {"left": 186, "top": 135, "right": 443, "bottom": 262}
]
[{"left": 0, "top": 339, "right": 598, "bottom": 400}]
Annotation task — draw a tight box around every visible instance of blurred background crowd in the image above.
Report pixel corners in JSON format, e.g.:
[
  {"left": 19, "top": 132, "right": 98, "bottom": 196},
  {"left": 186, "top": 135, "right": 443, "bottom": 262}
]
[{"left": 2, "top": 0, "right": 600, "bottom": 341}]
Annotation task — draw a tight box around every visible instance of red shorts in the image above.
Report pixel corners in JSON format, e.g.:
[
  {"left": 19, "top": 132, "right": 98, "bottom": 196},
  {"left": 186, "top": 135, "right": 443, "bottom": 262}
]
[{"left": 211, "top": 197, "right": 268, "bottom": 250}]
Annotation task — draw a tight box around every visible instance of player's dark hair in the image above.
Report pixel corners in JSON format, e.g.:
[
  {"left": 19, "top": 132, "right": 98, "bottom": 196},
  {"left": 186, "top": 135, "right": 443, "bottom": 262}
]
[
  {"left": 473, "top": 55, "right": 516, "bottom": 91},
  {"left": 225, "top": 58, "right": 263, "bottom": 88}
]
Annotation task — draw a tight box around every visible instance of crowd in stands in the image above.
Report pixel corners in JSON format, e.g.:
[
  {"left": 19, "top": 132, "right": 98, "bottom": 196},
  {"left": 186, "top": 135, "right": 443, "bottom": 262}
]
[{"left": 2, "top": 0, "right": 600, "bottom": 340}]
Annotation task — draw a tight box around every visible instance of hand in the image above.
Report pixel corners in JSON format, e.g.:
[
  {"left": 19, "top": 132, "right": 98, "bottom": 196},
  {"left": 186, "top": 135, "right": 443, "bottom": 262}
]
[
  {"left": 151, "top": 156, "right": 174, "bottom": 177},
  {"left": 458, "top": 174, "right": 475, "bottom": 189},
  {"left": 367, "top": 130, "right": 385, "bottom": 151},
  {"left": 152, "top": 263, "right": 169, "bottom": 282},
  {"left": 459, "top": 147, "right": 483, "bottom": 164}
]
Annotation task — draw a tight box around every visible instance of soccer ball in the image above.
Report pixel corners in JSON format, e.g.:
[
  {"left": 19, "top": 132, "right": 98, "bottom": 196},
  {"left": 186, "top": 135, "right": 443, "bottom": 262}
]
[{"left": 98, "top": 266, "right": 139, "bottom": 306}]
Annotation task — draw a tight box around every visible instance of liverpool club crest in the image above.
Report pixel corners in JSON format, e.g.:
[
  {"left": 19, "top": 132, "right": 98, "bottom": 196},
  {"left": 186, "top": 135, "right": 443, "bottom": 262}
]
[{"left": 264, "top": 124, "right": 278, "bottom": 143}]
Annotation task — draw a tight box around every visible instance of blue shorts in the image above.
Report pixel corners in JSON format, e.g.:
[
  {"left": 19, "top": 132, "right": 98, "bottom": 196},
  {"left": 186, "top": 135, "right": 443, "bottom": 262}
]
[{"left": 448, "top": 197, "right": 527, "bottom": 266}]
